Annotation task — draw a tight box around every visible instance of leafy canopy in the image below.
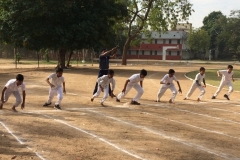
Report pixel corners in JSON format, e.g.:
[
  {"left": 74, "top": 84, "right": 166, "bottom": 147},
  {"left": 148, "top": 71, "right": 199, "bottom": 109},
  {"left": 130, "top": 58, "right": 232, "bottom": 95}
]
[{"left": 0, "top": 0, "right": 128, "bottom": 51}]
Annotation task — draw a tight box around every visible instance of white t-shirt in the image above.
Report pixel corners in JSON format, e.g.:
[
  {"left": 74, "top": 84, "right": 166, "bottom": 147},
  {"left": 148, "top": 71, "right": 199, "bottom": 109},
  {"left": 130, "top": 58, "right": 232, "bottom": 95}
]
[
  {"left": 97, "top": 75, "right": 115, "bottom": 91},
  {"left": 5, "top": 79, "right": 26, "bottom": 91},
  {"left": 47, "top": 73, "right": 65, "bottom": 88},
  {"left": 219, "top": 70, "right": 233, "bottom": 82},
  {"left": 128, "top": 73, "right": 144, "bottom": 85},
  {"left": 195, "top": 73, "right": 205, "bottom": 85},
  {"left": 161, "top": 74, "right": 178, "bottom": 86}
]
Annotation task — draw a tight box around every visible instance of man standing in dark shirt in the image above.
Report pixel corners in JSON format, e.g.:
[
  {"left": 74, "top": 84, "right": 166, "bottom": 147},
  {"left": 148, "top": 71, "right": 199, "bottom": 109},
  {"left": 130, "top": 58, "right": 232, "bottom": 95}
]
[{"left": 93, "top": 46, "right": 118, "bottom": 97}]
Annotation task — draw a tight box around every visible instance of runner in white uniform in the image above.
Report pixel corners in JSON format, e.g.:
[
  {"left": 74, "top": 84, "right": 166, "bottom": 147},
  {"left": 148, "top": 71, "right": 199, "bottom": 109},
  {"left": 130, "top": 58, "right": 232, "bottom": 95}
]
[
  {"left": 156, "top": 69, "right": 182, "bottom": 103},
  {"left": 212, "top": 65, "right": 234, "bottom": 100},
  {"left": 184, "top": 67, "right": 206, "bottom": 101}
]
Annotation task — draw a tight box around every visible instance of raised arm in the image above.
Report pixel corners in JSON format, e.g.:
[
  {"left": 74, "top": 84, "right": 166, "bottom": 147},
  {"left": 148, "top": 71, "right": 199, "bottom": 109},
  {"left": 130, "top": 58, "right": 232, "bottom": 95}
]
[
  {"left": 110, "top": 48, "right": 118, "bottom": 59},
  {"left": 100, "top": 47, "right": 118, "bottom": 57}
]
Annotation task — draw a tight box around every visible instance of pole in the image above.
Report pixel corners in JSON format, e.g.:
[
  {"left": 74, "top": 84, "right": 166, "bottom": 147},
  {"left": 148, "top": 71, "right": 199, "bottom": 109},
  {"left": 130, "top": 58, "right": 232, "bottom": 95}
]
[
  {"left": 37, "top": 52, "right": 39, "bottom": 68},
  {"left": 14, "top": 48, "right": 17, "bottom": 69}
]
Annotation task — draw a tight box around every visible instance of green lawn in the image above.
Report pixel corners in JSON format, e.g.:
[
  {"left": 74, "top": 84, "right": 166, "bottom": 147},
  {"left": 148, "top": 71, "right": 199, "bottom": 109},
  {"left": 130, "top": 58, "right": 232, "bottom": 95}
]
[{"left": 186, "top": 69, "right": 240, "bottom": 91}]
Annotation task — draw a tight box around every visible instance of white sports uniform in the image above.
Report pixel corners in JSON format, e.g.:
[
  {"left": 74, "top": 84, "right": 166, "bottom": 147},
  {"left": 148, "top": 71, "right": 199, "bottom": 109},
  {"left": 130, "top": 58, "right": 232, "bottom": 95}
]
[
  {"left": 185, "top": 73, "right": 205, "bottom": 99},
  {"left": 46, "top": 73, "right": 65, "bottom": 105},
  {"left": 3, "top": 79, "right": 26, "bottom": 107},
  {"left": 92, "top": 75, "right": 115, "bottom": 103},
  {"left": 157, "top": 74, "right": 178, "bottom": 102},
  {"left": 213, "top": 70, "right": 233, "bottom": 97},
  {"left": 117, "top": 73, "right": 144, "bottom": 102}
]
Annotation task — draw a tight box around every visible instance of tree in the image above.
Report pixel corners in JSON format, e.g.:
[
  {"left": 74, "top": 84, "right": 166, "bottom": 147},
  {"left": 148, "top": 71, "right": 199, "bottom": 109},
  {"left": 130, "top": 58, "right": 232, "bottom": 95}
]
[
  {"left": 0, "top": 0, "right": 127, "bottom": 68},
  {"left": 187, "top": 29, "right": 210, "bottom": 59},
  {"left": 214, "top": 10, "right": 240, "bottom": 59},
  {"left": 202, "top": 11, "right": 225, "bottom": 58},
  {"left": 120, "top": 0, "right": 193, "bottom": 65}
]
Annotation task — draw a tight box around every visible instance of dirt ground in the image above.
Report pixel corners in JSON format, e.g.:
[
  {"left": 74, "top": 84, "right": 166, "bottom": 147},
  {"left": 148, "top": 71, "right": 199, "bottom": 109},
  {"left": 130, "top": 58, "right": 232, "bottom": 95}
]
[{"left": 0, "top": 61, "right": 240, "bottom": 160}]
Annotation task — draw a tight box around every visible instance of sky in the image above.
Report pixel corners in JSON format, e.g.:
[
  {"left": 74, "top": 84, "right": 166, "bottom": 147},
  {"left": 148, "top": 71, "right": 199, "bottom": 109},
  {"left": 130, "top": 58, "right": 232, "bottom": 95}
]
[{"left": 188, "top": 0, "right": 240, "bottom": 28}]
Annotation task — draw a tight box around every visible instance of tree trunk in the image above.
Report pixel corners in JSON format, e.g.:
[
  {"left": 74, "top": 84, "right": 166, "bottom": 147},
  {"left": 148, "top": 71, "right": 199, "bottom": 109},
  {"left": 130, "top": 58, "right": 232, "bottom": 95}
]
[
  {"left": 66, "top": 50, "right": 74, "bottom": 67},
  {"left": 122, "top": 38, "right": 131, "bottom": 65},
  {"left": 58, "top": 49, "right": 67, "bottom": 68}
]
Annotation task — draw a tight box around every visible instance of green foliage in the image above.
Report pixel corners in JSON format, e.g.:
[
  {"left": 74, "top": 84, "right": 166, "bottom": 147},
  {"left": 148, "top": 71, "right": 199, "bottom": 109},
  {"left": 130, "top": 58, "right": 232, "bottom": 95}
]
[
  {"left": 0, "top": 0, "right": 128, "bottom": 51},
  {"left": 186, "top": 69, "right": 240, "bottom": 91},
  {"left": 187, "top": 29, "right": 210, "bottom": 56},
  {"left": 202, "top": 11, "right": 225, "bottom": 50},
  {"left": 214, "top": 10, "right": 240, "bottom": 56}
]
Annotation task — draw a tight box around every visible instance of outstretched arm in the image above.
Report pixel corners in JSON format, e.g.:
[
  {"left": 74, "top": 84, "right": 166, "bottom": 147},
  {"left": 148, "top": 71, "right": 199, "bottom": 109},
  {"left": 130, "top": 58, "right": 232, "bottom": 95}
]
[
  {"left": 1, "top": 87, "right": 7, "bottom": 102},
  {"left": 63, "top": 82, "right": 66, "bottom": 94},
  {"left": 21, "top": 91, "right": 26, "bottom": 109},
  {"left": 140, "top": 81, "right": 143, "bottom": 87},
  {"left": 100, "top": 46, "right": 118, "bottom": 57},
  {"left": 110, "top": 48, "right": 118, "bottom": 59},
  {"left": 122, "top": 80, "right": 130, "bottom": 93},
  {"left": 232, "top": 75, "right": 235, "bottom": 82},
  {"left": 177, "top": 81, "right": 182, "bottom": 93},
  {"left": 203, "top": 78, "right": 206, "bottom": 87}
]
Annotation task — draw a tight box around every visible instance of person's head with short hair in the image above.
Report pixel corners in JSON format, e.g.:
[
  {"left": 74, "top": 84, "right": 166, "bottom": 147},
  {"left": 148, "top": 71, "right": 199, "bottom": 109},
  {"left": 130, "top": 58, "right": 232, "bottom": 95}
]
[
  {"left": 168, "top": 69, "right": 175, "bottom": 77},
  {"left": 16, "top": 74, "right": 24, "bottom": 85},
  {"left": 140, "top": 69, "right": 147, "bottom": 78},
  {"left": 200, "top": 67, "right": 205, "bottom": 75},
  {"left": 56, "top": 68, "right": 63, "bottom": 77},
  {"left": 108, "top": 69, "right": 114, "bottom": 78},
  {"left": 227, "top": 65, "right": 233, "bottom": 73}
]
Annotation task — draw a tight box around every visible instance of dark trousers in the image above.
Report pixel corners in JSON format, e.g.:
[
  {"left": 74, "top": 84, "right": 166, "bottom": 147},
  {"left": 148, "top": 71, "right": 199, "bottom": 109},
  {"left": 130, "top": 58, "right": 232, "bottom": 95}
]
[{"left": 93, "top": 69, "right": 112, "bottom": 95}]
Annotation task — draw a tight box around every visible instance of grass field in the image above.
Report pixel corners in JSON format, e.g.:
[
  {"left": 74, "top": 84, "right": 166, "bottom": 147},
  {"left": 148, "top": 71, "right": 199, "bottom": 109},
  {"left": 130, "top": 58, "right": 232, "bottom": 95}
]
[{"left": 186, "top": 69, "right": 240, "bottom": 90}]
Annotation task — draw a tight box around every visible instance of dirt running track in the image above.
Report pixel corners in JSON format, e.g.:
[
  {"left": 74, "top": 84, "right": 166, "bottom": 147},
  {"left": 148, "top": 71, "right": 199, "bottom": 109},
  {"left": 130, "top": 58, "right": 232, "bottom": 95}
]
[{"left": 0, "top": 62, "right": 240, "bottom": 160}]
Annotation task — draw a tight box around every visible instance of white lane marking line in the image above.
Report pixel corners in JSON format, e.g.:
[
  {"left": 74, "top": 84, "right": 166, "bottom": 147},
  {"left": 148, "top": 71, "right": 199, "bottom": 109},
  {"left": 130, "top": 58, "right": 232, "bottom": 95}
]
[
  {"left": 177, "top": 102, "right": 240, "bottom": 115},
  {"left": 146, "top": 103, "right": 240, "bottom": 126},
  {"left": 40, "top": 114, "right": 145, "bottom": 160},
  {"left": 86, "top": 102, "right": 240, "bottom": 141},
  {"left": 67, "top": 93, "right": 78, "bottom": 96},
  {"left": 0, "top": 122, "right": 46, "bottom": 160},
  {"left": 140, "top": 111, "right": 240, "bottom": 141},
  {"left": 86, "top": 110, "right": 233, "bottom": 160}
]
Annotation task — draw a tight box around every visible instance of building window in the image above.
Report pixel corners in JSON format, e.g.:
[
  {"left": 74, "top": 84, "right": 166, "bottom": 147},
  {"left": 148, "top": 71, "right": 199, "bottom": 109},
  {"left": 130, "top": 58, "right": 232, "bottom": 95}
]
[
  {"left": 150, "top": 50, "right": 152, "bottom": 55},
  {"left": 136, "top": 50, "right": 139, "bottom": 55},
  {"left": 163, "top": 39, "right": 166, "bottom": 44},
  {"left": 177, "top": 51, "right": 180, "bottom": 55},
  {"left": 169, "top": 39, "right": 172, "bottom": 44},
  {"left": 128, "top": 50, "right": 131, "bottom": 55},
  {"left": 168, "top": 51, "right": 171, "bottom": 55},
  {"left": 155, "top": 51, "right": 157, "bottom": 55},
  {"left": 142, "top": 50, "right": 144, "bottom": 55},
  {"left": 155, "top": 39, "right": 157, "bottom": 44},
  {"left": 177, "top": 39, "right": 180, "bottom": 44}
]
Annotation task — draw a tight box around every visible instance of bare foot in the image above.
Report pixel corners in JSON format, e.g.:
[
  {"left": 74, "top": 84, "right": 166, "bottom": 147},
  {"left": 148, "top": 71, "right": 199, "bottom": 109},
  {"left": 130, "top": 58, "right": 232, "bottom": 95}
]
[
  {"left": 197, "top": 98, "right": 200, "bottom": 102},
  {"left": 155, "top": 100, "right": 160, "bottom": 102},
  {"left": 183, "top": 98, "right": 187, "bottom": 100},
  {"left": 169, "top": 99, "right": 174, "bottom": 104},
  {"left": 0, "top": 103, "right": 3, "bottom": 109},
  {"left": 91, "top": 98, "right": 94, "bottom": 102},
  {"left": 12, "top": 107, "right": 18, "bottom": 112},
  {"left": 100, "top": 102, "right": 105, "bottom": 107}
]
